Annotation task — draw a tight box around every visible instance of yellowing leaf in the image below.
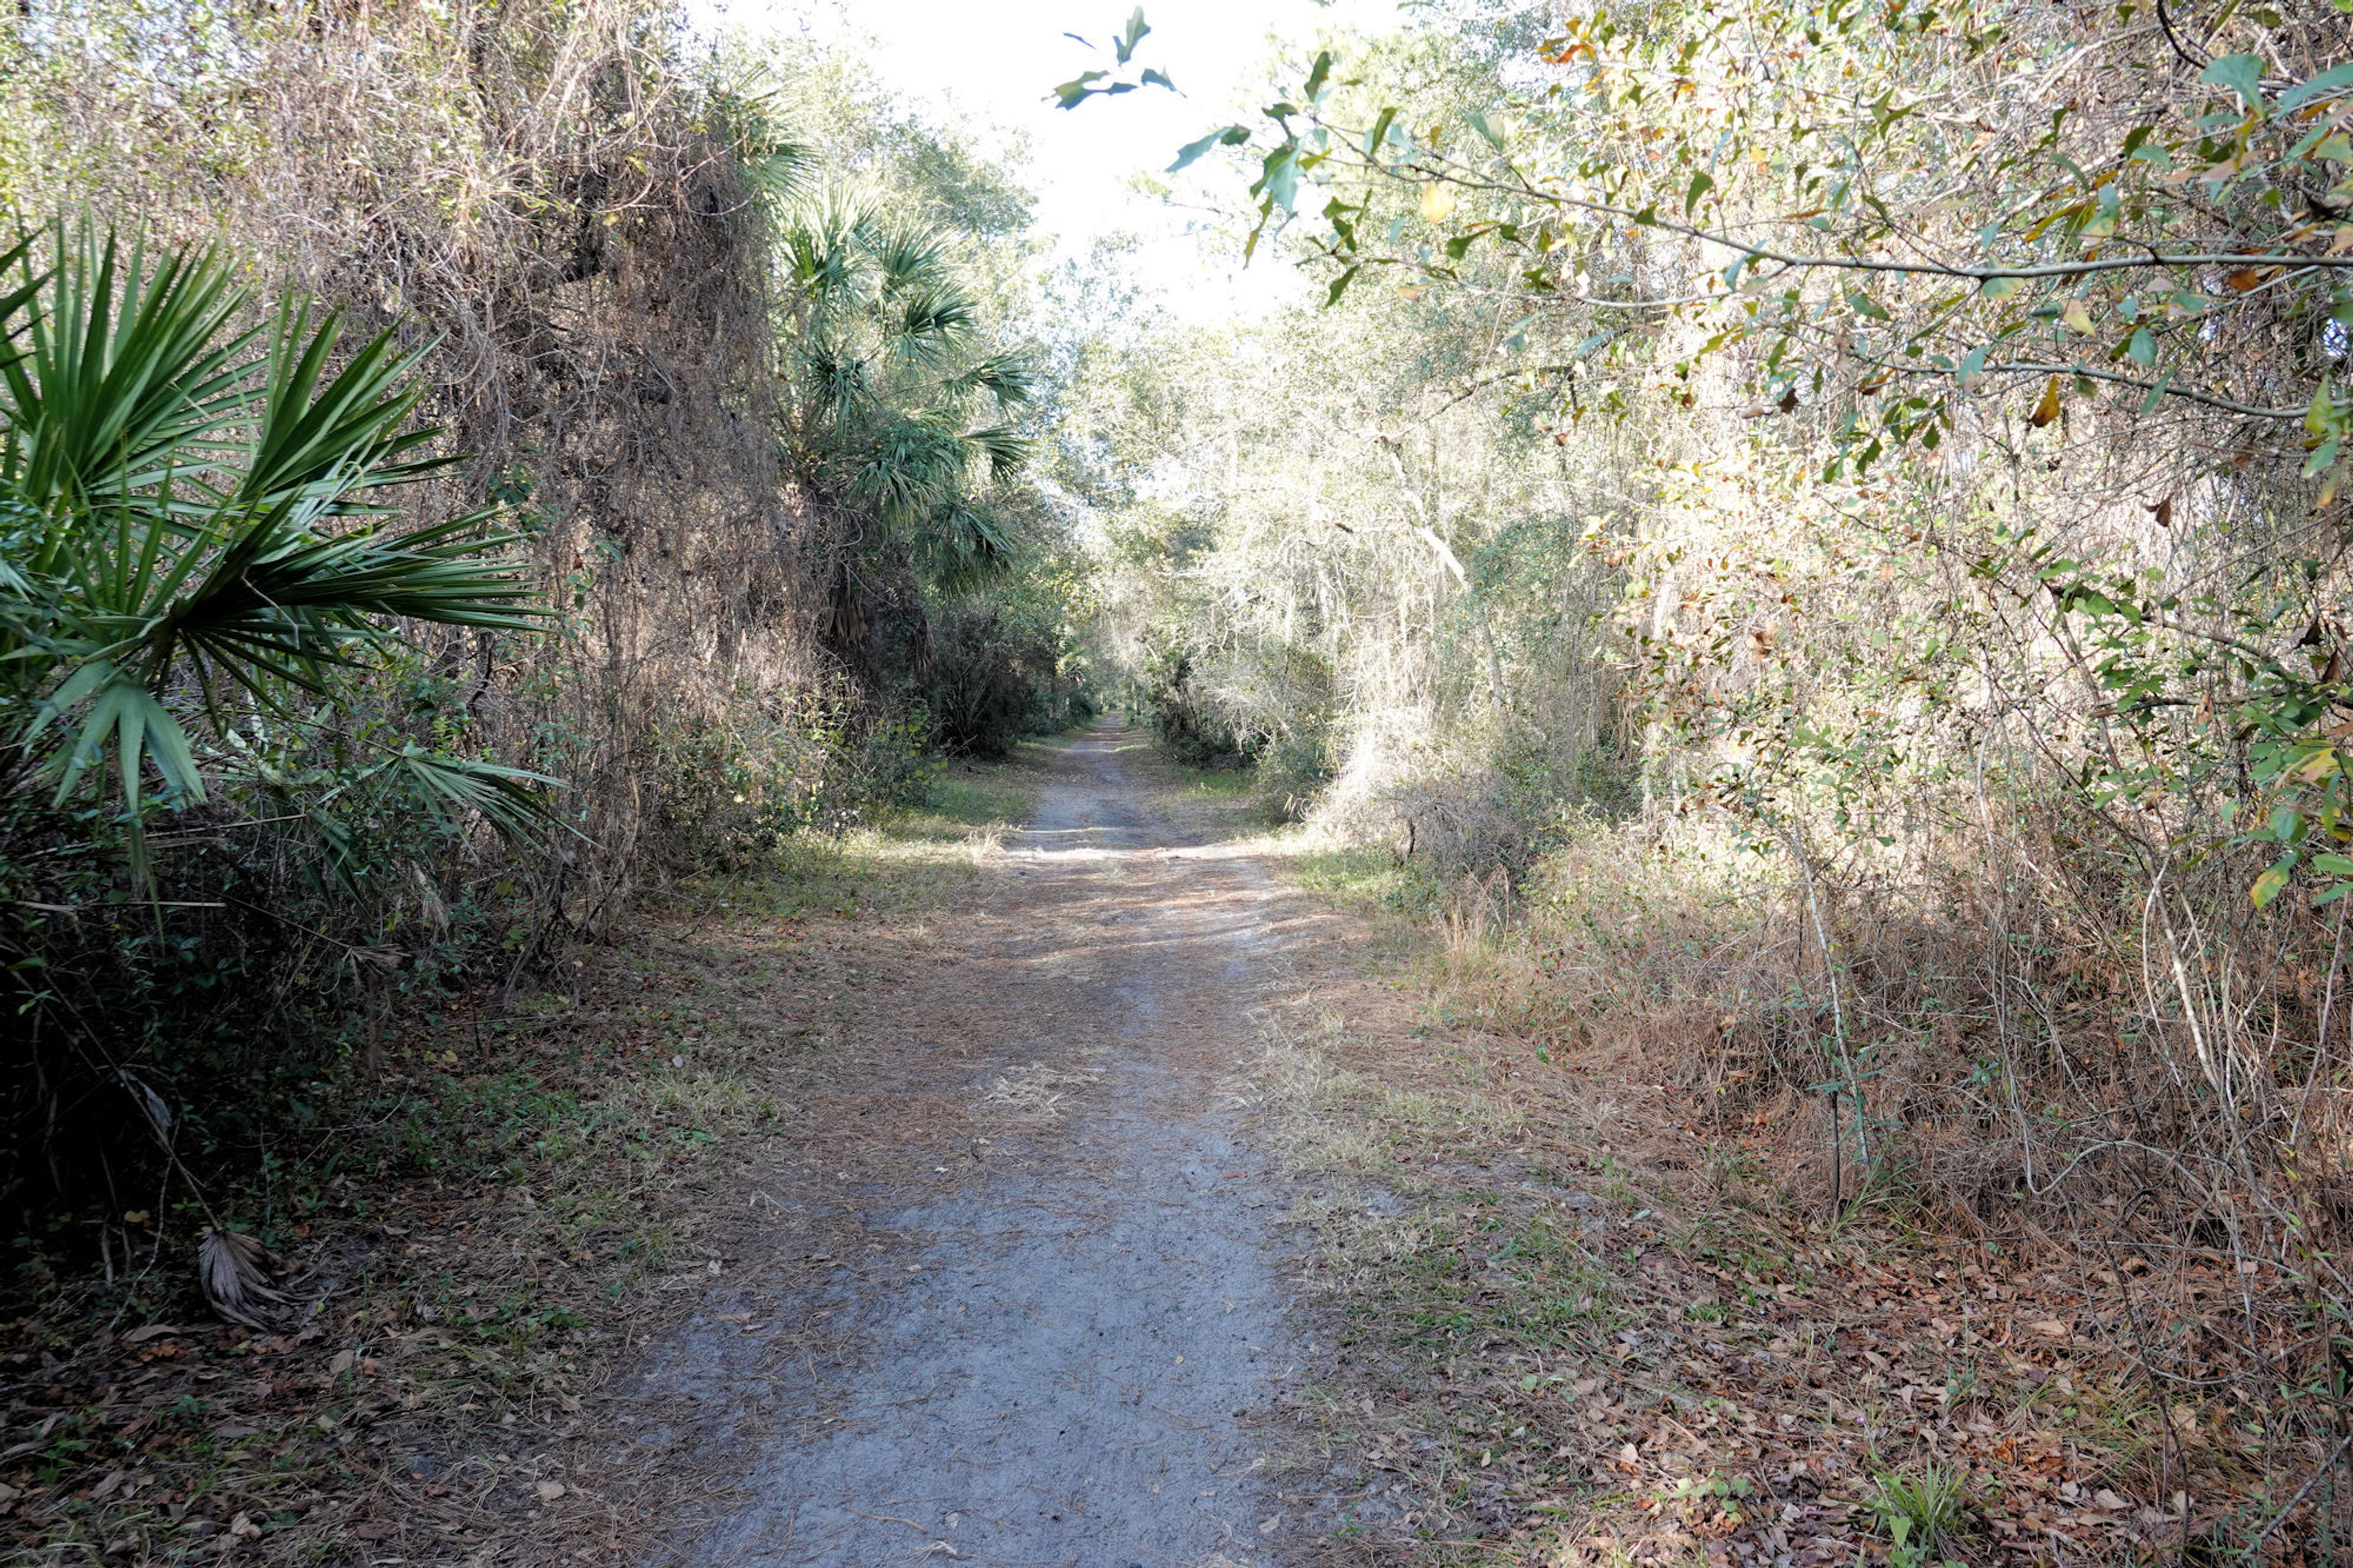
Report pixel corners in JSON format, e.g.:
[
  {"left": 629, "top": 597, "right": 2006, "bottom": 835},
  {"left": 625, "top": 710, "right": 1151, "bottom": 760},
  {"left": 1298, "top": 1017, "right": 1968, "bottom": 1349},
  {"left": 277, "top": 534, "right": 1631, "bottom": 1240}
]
[
  {"left": 2291, "top": 748, "right": 2341, "bottom": 784},
  {"left": 1420, "top": 182, "right": 1458, "bottom": 223},
  {"left": 2029, "top": 379, "right": 2062, "bottom": 428},
  {"left": 2060, "top": 300, "right": 2096, "bottom": 334}
]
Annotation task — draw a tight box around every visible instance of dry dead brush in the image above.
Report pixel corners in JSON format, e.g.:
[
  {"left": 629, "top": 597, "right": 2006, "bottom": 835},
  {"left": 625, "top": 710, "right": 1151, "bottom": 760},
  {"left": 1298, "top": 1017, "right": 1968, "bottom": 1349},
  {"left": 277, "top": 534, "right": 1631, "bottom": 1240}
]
[{"left": 10, "top": 0, "right": 856, "bottom": 922}]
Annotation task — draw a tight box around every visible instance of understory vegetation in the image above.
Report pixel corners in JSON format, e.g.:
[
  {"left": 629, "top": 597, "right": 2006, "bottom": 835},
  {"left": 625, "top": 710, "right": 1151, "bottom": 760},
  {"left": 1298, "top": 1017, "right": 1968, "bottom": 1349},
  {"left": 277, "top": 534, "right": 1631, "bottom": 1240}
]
[
  {"left": 0, "top": 1, "right": 1091, "bottom": 1327},
  {"left": 2, "top": 746, "right": 1047, "bottom": 1558},
  {"left": 1068, "top": 0, "right": 2353, "bottom": 1556}
]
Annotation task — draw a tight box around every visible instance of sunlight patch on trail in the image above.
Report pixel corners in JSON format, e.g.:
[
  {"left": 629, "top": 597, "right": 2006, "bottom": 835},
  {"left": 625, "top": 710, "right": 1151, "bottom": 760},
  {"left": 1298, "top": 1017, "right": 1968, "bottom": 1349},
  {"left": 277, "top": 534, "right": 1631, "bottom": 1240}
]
[{"left": 977, "top": 1058, "right": 1107, "bottom": 1121}]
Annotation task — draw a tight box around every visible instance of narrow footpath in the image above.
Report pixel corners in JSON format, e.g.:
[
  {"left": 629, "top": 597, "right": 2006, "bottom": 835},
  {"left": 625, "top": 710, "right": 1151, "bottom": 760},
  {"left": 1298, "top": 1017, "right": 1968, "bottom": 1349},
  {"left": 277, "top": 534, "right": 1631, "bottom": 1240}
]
[{"left": 644, "top": 722, "right": 1326, "bottom": 1568}]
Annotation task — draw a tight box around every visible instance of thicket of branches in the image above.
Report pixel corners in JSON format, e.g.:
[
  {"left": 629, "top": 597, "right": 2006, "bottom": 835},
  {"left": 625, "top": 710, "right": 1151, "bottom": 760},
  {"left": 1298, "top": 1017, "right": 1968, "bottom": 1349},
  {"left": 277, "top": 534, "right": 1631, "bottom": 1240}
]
[
  {"left": 1076, "top": 0, "right": 2353, "bottom": 1540},
  {"left": 0, "top": 0, "right": 1088, "bottom": 1297}
]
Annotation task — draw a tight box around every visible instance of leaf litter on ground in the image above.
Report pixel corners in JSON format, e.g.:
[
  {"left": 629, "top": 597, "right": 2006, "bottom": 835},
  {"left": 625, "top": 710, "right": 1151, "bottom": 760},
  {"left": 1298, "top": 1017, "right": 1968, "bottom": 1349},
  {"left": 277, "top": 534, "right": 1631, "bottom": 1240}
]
[{"left": 1238, "top": 918, "right": 2310, "bottom": 1568}]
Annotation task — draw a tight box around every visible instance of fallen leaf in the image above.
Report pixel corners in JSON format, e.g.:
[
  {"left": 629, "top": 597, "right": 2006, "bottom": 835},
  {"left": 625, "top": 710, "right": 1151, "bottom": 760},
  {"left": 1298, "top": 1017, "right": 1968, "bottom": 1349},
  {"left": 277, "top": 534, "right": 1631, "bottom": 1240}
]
[
  {"left": 535, "top": 1481, "right": 567, "bottom": 1502},
  {"left": 120, "top": 1324, "right": 179, "bottom": 1346},
  {"left": 2029, "top": 1320, "right": 2072, "bottom": 1339}
]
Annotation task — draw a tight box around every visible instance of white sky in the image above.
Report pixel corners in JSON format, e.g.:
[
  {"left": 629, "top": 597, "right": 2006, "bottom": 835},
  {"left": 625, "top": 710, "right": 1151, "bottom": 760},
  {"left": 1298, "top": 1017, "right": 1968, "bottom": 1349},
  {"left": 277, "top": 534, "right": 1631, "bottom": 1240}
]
[{"left": 684, "top": 0, "right": 1407, "bottom": 320}]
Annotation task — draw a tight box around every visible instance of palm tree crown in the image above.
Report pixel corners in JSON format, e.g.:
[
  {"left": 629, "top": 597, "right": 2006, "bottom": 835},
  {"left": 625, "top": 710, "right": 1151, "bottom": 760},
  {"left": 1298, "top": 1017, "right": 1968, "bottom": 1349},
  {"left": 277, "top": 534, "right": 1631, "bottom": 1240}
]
[{"left": 775, "top": 186, "right": 1037, "bottom": 588}]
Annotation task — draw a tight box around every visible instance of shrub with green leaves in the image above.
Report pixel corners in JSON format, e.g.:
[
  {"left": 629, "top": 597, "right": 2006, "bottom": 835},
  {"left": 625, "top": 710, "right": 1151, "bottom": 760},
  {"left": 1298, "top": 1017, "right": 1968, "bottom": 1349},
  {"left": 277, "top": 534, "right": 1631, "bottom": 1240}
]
[{"left": 0, "top": 224, "right": 548, "bottom": 1232}]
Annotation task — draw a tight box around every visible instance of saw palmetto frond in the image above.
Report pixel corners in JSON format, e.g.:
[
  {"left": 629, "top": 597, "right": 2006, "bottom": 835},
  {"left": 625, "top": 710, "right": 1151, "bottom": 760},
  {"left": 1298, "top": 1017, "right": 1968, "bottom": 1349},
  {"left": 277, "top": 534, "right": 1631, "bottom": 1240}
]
[{"left": 0, "top": 220, "right": 559, "bottom": 871}]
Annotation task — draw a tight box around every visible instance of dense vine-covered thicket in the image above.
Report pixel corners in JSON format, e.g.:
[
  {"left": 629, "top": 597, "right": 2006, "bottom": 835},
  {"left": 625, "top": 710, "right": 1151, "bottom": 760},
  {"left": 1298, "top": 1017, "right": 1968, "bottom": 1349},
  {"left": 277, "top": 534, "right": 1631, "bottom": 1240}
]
[
  {"left": 1076, "top": 0, "right": 2353, "bottom": 1513},
  {"left": 0, "top": 1, "right": 1089, "bottom": 1283}
]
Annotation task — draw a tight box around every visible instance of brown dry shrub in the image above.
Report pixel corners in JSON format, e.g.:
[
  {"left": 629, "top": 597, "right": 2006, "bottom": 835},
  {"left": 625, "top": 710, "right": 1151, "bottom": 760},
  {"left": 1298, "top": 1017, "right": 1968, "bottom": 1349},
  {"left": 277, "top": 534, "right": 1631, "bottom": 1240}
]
[
  {"left": 7, "top": 0, "right": 828, "bottom": 909},
  {"left": 0, "top": 0, "right": 878, "bottom": 1234},
  {"left": 1420, "top": 777, "right": 2353, "bottom": 1510}
]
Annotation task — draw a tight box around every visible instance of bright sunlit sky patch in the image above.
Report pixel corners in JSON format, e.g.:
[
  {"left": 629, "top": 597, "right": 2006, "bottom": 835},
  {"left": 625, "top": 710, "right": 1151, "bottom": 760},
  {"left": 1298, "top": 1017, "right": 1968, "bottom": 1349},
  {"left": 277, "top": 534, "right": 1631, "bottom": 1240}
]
[{"left": 683, "top": 0, "right": 1406, "bottom": 321}]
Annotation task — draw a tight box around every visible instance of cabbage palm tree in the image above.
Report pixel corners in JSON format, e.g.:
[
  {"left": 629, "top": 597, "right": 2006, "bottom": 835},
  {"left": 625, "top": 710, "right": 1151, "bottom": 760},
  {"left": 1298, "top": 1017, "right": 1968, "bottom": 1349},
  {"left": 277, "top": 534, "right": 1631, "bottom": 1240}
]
[
  {"left": 0, "top": 224, "right": 550, "bottom": 880},
  {"left": 775, "top": 186, "right": 1037, "bottom": 596}
]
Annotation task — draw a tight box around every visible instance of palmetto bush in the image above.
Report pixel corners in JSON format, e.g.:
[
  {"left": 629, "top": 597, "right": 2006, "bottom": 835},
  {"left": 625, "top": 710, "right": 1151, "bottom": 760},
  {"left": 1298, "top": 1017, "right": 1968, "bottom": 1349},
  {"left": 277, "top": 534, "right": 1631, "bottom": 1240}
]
[{"left": 0, "top": 225, "right": 548, "bottom": 1252}]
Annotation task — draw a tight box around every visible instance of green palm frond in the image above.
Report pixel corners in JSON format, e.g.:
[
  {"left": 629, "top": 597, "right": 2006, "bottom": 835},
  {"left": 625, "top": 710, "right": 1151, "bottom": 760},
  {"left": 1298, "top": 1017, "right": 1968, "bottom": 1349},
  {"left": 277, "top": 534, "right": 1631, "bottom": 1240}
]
[
  {"left": 22, "top": 659, "right": 208, "bottom": 891},
  {"left": 88, "top": 489, "right": 539, "bottom": 714},
  {"left": 0, "top": 224, "right": 248, "bottom": 526},
  {"left": 240, "top": 301, "right": 448, "bottom": 506},
  {"left": 851, "top": 417, "right": 968, "bottom": 527},
  {"left": 915, "top": 504, "right": 1022, "bottom": 597},
  {"left": 0, "top": 223, "right": 559, "bottom": 877},
  {"left": 31, "top": 659, "right": 206, "bottom": 808},
  {"left": 941, "top": 350, "right": 1037, "bottom": 409},
  {"left": 890, "top": 282, "right": 977, "bottom": 362},
  {"left": 708, "top": 72, "right": 811, "bottom": 210},
  {"left": 803, "top": 341, "right": 871, "bottom": 424},
  {"left": 781, "top": 186, "right": 884, "bottom": 303},
  {"left": 871, "top": 225, "right": 952, "bottom": 295},
  {"left": 388, "top": 746, "right": 564, "bottom": 843},
  {"left": 941, "top": 504, "right": 1014, "bottom": 558},
  {"left": 749, "top": 144, "right": 813, "bottom": 208},
  {"left": 961, "top": 423, "right": 1030, "bottom": 482}
]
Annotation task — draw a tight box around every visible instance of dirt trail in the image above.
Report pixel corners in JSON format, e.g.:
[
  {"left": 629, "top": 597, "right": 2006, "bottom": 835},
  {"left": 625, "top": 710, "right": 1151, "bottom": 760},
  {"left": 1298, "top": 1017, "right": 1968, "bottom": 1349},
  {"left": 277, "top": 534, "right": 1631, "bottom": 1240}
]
[{"left": 651, "top": 722, "right": 1324, "bottom": 1568}]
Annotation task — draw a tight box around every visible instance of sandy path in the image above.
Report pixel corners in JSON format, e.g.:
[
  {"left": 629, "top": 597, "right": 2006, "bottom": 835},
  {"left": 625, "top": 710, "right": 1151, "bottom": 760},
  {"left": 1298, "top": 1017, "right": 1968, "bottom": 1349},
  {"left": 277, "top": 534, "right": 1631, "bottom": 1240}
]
[{"left": 658, "top": 723, "right": 1316, "bottom": 1568}]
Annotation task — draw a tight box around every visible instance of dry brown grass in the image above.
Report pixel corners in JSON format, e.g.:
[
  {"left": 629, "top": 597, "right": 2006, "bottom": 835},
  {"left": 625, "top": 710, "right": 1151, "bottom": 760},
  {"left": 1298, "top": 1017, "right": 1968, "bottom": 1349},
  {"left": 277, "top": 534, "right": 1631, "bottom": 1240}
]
[{"left": 1242, "top": 818, "right": 2350, "bottom": 1566}]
